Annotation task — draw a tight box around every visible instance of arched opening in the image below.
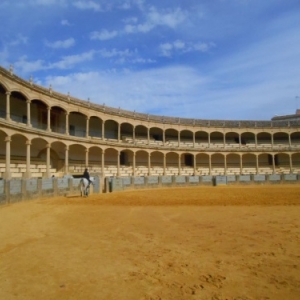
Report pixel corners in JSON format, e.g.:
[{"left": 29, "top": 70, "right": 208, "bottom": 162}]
[
  {"left": 242, "top": 153, "right": 256, "bottom": 174},
  {"left": 69, "top": 112, "right": 87, "bottom": 137},
  {"left": 104, "top": 148, "right": 118, "bottom": 176},
  {"left": 120, "top": 122, "right": 133, "bottom": 141},
  {"left": 211, "top": 153, "right": 225, "bottom": 175},
  {"left": 273, "top": 132, "right": 289, "bottom": 145},
  {"left": 69, "top": 144, "right": 86, "bottom": 174},
  {"left": 150, "top": 151, "right": 164, "bottom": 175},
  {"left": 50, "top": 106, "right": 66, "bottom": 134},
  {"left": 105, "top": 120, "right": 118, "bottom": 140},
  {"left": 89, "top": 116, "right": 102, "bottom": 138},
  {"left": 10, "top": 91, "right": 27, "bottom": 124},
  {"left": 196, "top": 153, "right": 209, "bottom": 175},
  {"left": 241, "top": 132, "right": 256, "bottom": 147},
  {"left": 210, "top": 131, "right": 224, "bottom": 146},
  {"left": 136, "top": 150, "right": 148, "bottom": 176},
  {"left": 226, "top": 153, "right": 240, "bottom": 174},
  {"left": 88, "top": 146, "right": 102, "bottom": 173},
  {"left": 180, "top": 130, "right": 193, "bottom": 146},
  {"left": 195, "top": 131, "right": 209, "bottom": 148},
  {"left": 165, "top": 129, "right": 178, "bottom": 146},
  {"left": 0, "top": 83, "right": 7, "bottom": 119},
  {"left": 166, "top": 152, "right": 179, "bottom": 175},
  {"left": 276, "top": 153, "right": 291, "bottom": 174},
  {"left": 31, "top": 99, "right": 48, "bottom": 130},
  {"left": 149, "top": 127, "right": 164, "bottom": 145}
]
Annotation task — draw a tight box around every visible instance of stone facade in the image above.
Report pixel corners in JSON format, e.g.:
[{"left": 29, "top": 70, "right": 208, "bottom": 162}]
[{"left": 0, "top": 65, "right": 300, "bottom": 181}]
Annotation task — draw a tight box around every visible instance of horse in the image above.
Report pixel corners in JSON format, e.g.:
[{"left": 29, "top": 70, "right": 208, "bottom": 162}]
[{"left": 79, "top": 176, "right": 95, "bottom": 197}]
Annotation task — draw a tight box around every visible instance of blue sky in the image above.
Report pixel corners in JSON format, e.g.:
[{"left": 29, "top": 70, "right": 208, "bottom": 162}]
[{"left": 0, "top": 0, "right": 300, "bottom": 120}]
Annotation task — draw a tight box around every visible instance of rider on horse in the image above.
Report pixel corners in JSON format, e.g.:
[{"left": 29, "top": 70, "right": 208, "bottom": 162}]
[{"left": 83, "top": 168, "right": 92, "bottom": 187}]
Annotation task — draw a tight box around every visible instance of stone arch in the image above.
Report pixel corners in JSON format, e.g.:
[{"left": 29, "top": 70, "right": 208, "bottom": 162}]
[
  {"left": 69, "top": 144, "right": 87, "bottom": 174},
  {"left": 196, "top": 153, "right": 209, "bottom": 175},
  {"left": 211, "top": 153, "right": 225, "bottom": 175},
  {"left": 273, "top": 132, "right": 289, "bottom": 144},
  {"left": 210, "top": 131, "right": 224, "bottom": 145},
  {"left": 50, "top": 105, "right": 67, "bottom": 134},
  {"left": 89, "top": 116, "right": 102, "bottom": 138},
  {"left": 166, "top": 151, "right": 179, "bottom": 175},
  {"left": 31, "top": 99, "right": 49, "bottom": 130},
  {"left": 241, "top": 153, "right": 256, "bottom": 174},
  {"left": 104, "top": 119, "right": 118, "bottom": 140},
  {"left": 69, "top": 111, "right": 88, "bottom": 137},
  {"left": 10, "top": 91, "right": 28, "bottom": 124}
]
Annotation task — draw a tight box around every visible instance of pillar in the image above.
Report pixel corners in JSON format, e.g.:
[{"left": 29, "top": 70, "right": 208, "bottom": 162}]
[
  {"left": 193, "top": 132, "right": 195, "bottom": 148},
  {"left": 117, "top": 151, "right": 120, "bottom": 176},
  {"left": 47, "top": 107, "right": 51, "bottom": 131},
  {"left": 25, "top": 140, "right": 31, "bottom": 179},
  {"left": 163, "top": 130, "right": 166, "bottom": 146},
  {"left": 163, "top": 153, "right": 166, "bottom": 175},
  {"left": 147, "top": 128, "right": 150, "bottom": 145},
  {"left": 133, "top": 126, "right": 136, "bottom": 143},
  {"left": 118, "top": 123, "right": 121, "bottom": 142},
  {"left": 26, "top": 100, "right": 32, "bottom": 127},
  {"left": 255, "top": 134, "right": 257, "bottom": 148},
  {"left": 85, "top": 149, "right": 89, "bottom": 167},
  {"left": 148, "top": 153, "right": 151, "bottom": 175},
  {"left": 288, "top": 134, "right": 291, "bottom": 147},
  {"left": 193, "top": 154, "right": 196, "bottom": 175},
  {"left": 102, "top": 120, "right": 105, "bottom": 140},
  {"left": 272, "top": 154, "right": 275, "bottom": 174},
  {"left": 5, "top": 136, "right": 11, "bottom": 179},
  {"left": 86, "top": 117, "right": 89, "bottom": 138},
  {"left": 224, "top": 155, "right": 227, "bottom": 175},
  {"left": 208, "top": 133, "right": 211, "bottom": 147},
  {"left": 289, "top": 154, "right": 293, "bottom": 173},
  {"left": 133, "top": 152, "right": 136, "bottom": 176},
  {"left": 209, "top": 155, "right": 212, "bottom": 175},
  {"left": 256, "top": 155, "right": 259, "bottom": 174},
  {"left": 178, "top": 153, "right": 181, "bottom": 175},
  {"left": 46, "top": 144, "right": 51, "bottom": 178},
  {"left": 6, "top": 92, "right": 11, "bottom": 121},
  {"left": 178, "top": 131, "right": 180, "bottom": 147},
  {"left": 101, "top": 150, "right": 105, "bottom": 177},
  {"left": 271, "top": 134, "right": 274, "bottom": 149},
  {"left": 65, "top": 112, "right": 69, "bottom": 135},
  {"left": 64, "top": 146, "right": 69, "bottom": 175},
  {"left": 240, "top": 155, "right": 243, "bottom": 174}
]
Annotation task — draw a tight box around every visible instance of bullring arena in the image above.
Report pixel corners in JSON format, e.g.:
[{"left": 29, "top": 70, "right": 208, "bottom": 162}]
[{"left": 1, "top": 65, "right": 300, "bottom": 299}]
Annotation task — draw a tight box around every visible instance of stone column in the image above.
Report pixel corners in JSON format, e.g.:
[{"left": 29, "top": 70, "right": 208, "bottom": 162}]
[
  {"left": 47, "top": 106, "right": 51, "bottom": 131},
  {"left": 26, "top": 100, "right": 32, "bottom": 127},
  {"left": 240, "top": 155, "right": 243, "bottom": 174},
  {"left": 223, "top": 133, "right": 226, "bottom": 147},
  {"left": 6, "top": 92, "right": 11, "bottom": 121},
  {"left": 85, "top": 149, "right": 89, "bottom": 167},
  {"left": 133, "top": 152, "right": 136, "bottom": 176},
  {"left": 102, "top": 120, "right": 105, "bottom": 140},
  {"left": 133, "top": 126, "right": 136, "bottom": 143},
  {"left": 289, "top": 154, "right": 293, "bottom": 173},
  {"left": 271, "top": 134, "right": 274, "bottom": 149},
  {"left": 272, "top": 154, "right": 275, "bottom": 174},
  {"left": 255, "top": 134, "right": 257, "bottom": 148},
  {"left": 101, "top": 150, "right": 105, "bottom": 177},
  {"left": 46, "top": 144, "right": 51, "bottom": 178},
  {"left": 288, "top": 134, "right": 292, "bottom": 147},
  {"left": 147, "top": 128, "right": 150, "bottom": 145},
  {"left": 86, "top": 117, "right": 89, "bottom": 138},
  {"left": 193, "top": 154, "right": 196, "bottom": 175},
  {"left": 118, "top": 123, "right": 121, "bottom": 142},
  {"left": 224, "top": 155, "right": 227, "bottom": 175},
  {"left": 25, "top": 140, "right": 31, "bottom": 179},
  {"left": 65, "top": 112, "right": 69, "bottom": 135},
  {"left": 148, "top": 153, "right": 151, "bottom": 176},
  {"left": 64, "top": 146, "right": 69, "bottom": 175},
  {"left": 163, "top": 130, "right": 166, "bottom": 146},
  {"left": 117, "top": 151, "right": 120, "bottom": 177},
  {"left": 193, "top": 132, "right": 195, "bottom": 148},
  {"left": 239, "top": 134, "right": 241, "bottom": 148},
  {"left": 163, "top": 153, "right": 166, "bottom": 175},
  {"left": 5, "top": 136, "right": 11, "bottom": 179},
  {"left": 209, "top": 155, "right": 212, "bottom": 175},
  {"left": 256, "top": 155, "right": 259, "bottom": 174},
  {"left": 208, "top": 133, "right": 211, "bottom": 147},
  {"left": 178, "top": 131, "right": 180, "bottom": 147},
  {"left": 178, "top": 153, "right": 181, "bottom": 175}
]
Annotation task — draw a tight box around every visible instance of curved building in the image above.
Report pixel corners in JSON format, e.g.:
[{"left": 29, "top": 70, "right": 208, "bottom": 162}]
[{"left": 1, "top": 65, "right": 300, "bottom": 180}]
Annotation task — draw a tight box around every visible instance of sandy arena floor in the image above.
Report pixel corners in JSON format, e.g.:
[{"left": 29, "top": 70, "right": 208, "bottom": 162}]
[{"left": 0, "top": 185, "right": 300, "bottom": 300}]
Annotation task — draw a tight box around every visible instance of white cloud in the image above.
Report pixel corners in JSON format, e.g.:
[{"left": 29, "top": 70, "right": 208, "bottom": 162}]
[
  {"left": 90, "top": 30, "right": 118, "bottom": 41},
  {"left": 159, "top": 40, "right": 215, "bottom": 57},
  {"left": 99, "top": 48, "right": 133, "bottom": 58},
  {"left": 123, "top": 6, "right": 187, "bottom": 34},
  {"left": 61, "top": 19, "right": 71, "bottom": 26},
  {"left": 9, "top": 34, "right": 28, "bottom": 46},
  {"left": 45, "top": 38, "right": 75, "bottom": 49},
  {"left": 29, "top": 0, "right": 66, "bottom": 5},
  {"left": 14, "top": 56, "right": 46, "bottom": 74},
  {"left": 73, "top": 1, "right": 103, "bottom": 12},
  {"left": 50, "top": 51, "right": 96, "bottom": 69}
]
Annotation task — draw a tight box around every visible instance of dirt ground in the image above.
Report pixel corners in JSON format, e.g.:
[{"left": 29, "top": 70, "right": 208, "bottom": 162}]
[{"left": 0, "top": 185, "right": 300, "bottom": 300}]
